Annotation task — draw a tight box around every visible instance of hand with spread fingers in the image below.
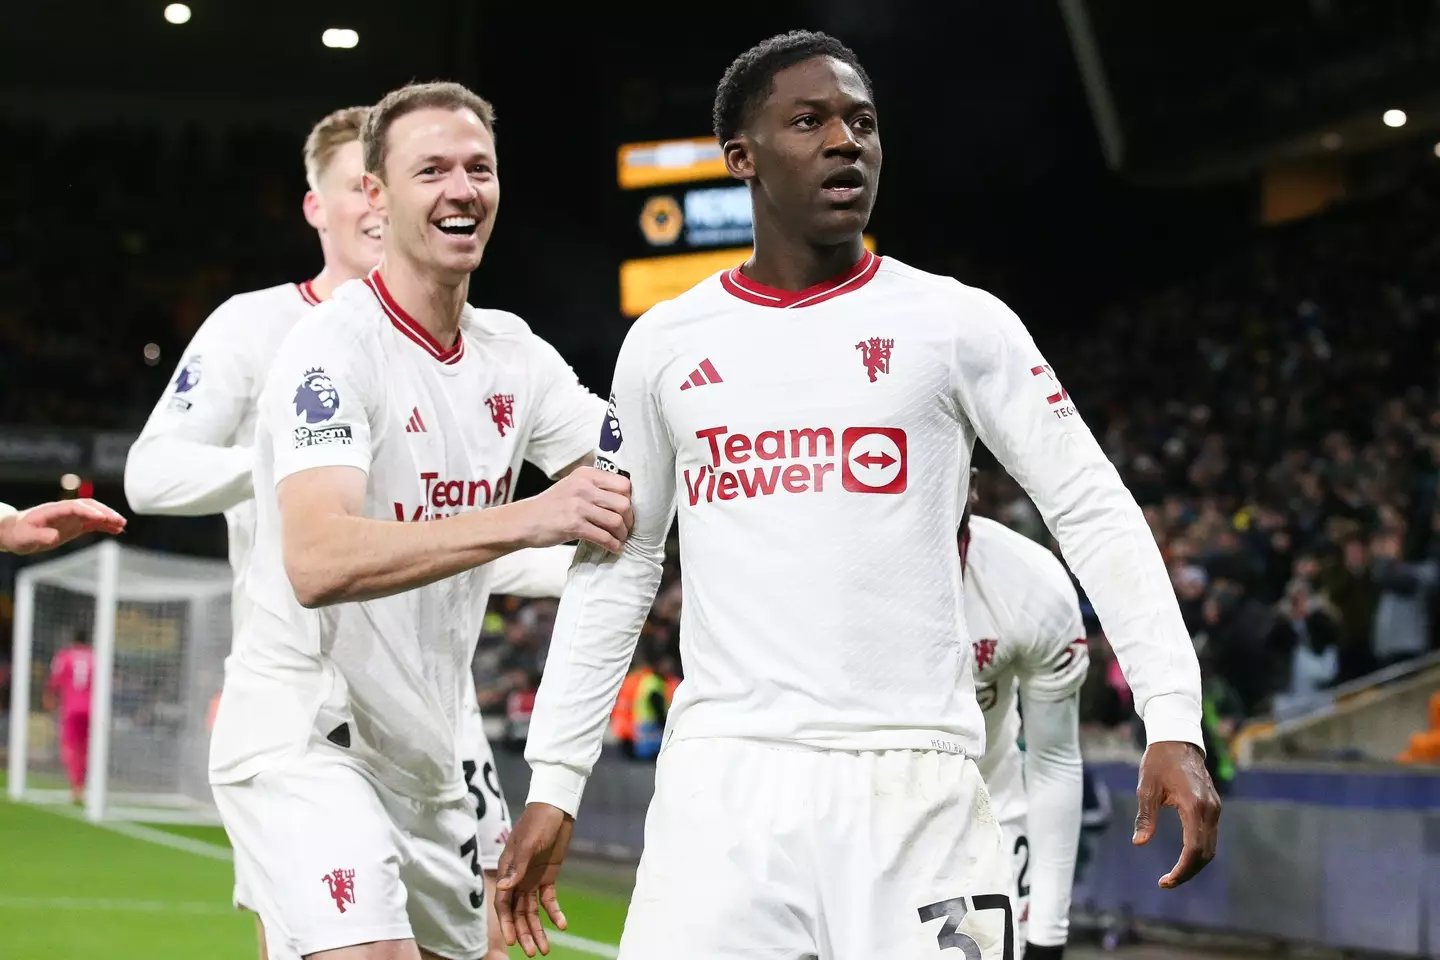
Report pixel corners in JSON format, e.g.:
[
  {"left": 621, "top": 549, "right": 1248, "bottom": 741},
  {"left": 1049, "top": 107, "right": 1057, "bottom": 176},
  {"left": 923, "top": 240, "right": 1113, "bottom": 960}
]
[
  {"left": 1132, "top": 740, "right": 1221, "bottom": 888},
  {"left": 494, "top": 802, "right": 574, "bottom": 957}
]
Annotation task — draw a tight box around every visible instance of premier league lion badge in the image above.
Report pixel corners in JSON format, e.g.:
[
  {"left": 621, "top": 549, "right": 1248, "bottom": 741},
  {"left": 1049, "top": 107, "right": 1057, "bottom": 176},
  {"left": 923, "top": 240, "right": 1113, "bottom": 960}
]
[{"left": 294, "top": 368, "right": 340, "bottom": 424}]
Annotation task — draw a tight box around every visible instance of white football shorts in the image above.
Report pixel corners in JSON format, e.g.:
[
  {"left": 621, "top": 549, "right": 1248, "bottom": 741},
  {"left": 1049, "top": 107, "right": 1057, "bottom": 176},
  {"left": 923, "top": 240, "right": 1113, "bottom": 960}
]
[
  {"left": 214, "top": 747, "right": 487, "bottom": 960},
  {"left": 618, "top": 738, "right": 1015, "bottom": 960},
  {"left": 462, "top": 703, "right": 513, "bottom": 871}
]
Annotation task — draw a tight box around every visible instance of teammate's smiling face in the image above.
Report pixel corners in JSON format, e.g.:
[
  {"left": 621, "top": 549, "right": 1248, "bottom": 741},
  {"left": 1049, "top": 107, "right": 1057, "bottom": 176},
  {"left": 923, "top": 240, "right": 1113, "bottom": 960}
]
[
  {"left": 366, "top": 106, "right": 499, "bottom": 280},
  {"left": 305, "top": 140, "right": 383, "bottom": 278},
  {"left": 730, "top": 55, "right": 880, "bottom": 246}
]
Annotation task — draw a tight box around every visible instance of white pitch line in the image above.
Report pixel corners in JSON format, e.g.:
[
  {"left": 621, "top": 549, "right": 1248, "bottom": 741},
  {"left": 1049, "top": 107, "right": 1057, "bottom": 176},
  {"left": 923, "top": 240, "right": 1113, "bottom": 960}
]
[
  {"left": 21, "top": 801, "right": 619, "bottom": 958},
  {"left": 545, "top": 930, "right": 621, "bottom": 958},
  {"left": 99, "top": 819, "right": 235, "bottom": 861},
  {"left": 31, "top": 802, "right": 234, "bottom": 861},
  {"left": 0, "top": 895, "right": 235, "bottom": 916}
]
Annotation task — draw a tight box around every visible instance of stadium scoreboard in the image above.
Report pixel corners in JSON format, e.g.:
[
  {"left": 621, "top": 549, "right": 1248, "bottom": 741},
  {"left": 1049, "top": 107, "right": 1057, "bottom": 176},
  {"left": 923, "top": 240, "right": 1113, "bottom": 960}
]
[{"left": 617, "top": 136, "right": 875, "bottom": 317}]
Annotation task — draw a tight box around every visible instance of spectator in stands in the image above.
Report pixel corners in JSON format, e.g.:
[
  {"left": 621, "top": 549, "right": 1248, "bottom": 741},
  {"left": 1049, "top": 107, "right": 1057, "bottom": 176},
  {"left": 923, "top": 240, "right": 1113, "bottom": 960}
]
[
  {"left": 1269, "top": 577, "right": 1343, "bottom": 716},
  {"left": 1369, "top": 528, "right": 1437, "bottom": 668},
  {"left": 1320, "top": 537, "right": 1379, "bottom": 682}
]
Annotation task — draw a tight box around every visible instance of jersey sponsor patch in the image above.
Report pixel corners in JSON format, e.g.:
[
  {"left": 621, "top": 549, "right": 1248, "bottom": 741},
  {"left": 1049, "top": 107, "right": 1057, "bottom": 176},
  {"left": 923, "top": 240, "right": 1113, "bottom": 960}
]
[
  {"left": 684, "top": 424, "right": 908, "bottom": 504},
  {"left": 294, "top": 424, "right": 353, "bottom": 448},
  {"left": 293, "top": 367, "right": 341, "bottom": 424},
  {"left": 599, "top": 393, "right": 623, "bottom": 453},
  {"left": 594, "top": 455, "right": 630, "bottom": 479}
]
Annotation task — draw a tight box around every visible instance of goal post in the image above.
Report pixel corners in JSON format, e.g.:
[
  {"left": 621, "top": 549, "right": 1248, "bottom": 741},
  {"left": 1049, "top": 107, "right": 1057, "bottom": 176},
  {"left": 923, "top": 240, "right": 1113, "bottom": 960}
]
[{"left": 7, "top": 541, "right": 233, "bottom": 823}]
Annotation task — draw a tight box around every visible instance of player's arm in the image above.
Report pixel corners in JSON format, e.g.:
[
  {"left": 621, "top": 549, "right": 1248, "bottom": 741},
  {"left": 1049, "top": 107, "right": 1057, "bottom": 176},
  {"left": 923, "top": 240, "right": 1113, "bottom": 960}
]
[
  {"left": 487, "top": 546, "right": 576, "bottom": 599},
  {"left": 269, "top": 330, "right": 629, "bottom": 609},
  {"left": 496, "top": 321, "right": 676, "bottom": 956},
  {"left": 952, "top": 290, "right": 1219, "bottom": 886},
  {"left": 1015, "top": 596, "right": 1090, "bottom": 954},
  {"left": 125, "top": 299, "right": 258, "bottom": 516}
]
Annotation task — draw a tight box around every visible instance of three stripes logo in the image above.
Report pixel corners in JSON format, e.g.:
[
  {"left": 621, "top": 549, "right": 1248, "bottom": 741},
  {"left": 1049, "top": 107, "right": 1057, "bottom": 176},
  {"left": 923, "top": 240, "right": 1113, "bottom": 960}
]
[
  {"left": 405, "top": 407, "right": 427, "bottom": 433},
  {"left": 679, "top": 358, "right": 724, "bottom": 392}
]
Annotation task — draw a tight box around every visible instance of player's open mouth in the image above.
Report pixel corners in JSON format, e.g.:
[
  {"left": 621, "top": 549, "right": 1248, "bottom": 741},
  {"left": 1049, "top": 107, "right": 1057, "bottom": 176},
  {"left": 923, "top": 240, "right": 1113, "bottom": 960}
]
[
  {"left": 362, "top": 226, "right": 382, "bottom": 240},
  {"left": 821, "top": 168, "right": 865, "bottom": 204},
  {"left": 434, "top": 216, "right": 478, "bottom": 237}
]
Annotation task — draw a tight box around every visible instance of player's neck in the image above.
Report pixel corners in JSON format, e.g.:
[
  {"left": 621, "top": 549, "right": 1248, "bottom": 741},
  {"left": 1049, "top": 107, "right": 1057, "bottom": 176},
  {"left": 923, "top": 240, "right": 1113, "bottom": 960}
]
[
  {"left": 743, "top": 229, "right": 867, "bottom": 292},
  {"left": 375, "top": 256, "right": 470, "bottom": 349},
  {"left": 308, "top": 263, "right": 366, "bottom": 302}
]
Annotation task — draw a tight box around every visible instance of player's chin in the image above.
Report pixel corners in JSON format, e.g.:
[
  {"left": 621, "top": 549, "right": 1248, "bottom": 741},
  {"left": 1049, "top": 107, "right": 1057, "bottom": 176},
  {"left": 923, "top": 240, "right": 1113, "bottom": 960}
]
[
  {"left": 809, "top": 206, "right": 872, "bottom": 245},
  {"left": 428, "top": 235, "right": 486, "bottom": 272}
]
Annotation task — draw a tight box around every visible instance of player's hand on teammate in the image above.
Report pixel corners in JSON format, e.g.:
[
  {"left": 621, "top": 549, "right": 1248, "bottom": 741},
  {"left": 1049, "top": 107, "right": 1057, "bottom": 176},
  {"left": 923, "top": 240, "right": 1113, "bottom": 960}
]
[
  {"left": 0, "top": 499, "right": 126, "bottom": 555},
  {"left": 495, "top": 802, "right": 575, "bottom": 957},
  {"left": 524, "top": 466, "right": 633, "bottom": 554},
  {"left": 1133, "top": 740, "right": 1221, "bottom": 888}
]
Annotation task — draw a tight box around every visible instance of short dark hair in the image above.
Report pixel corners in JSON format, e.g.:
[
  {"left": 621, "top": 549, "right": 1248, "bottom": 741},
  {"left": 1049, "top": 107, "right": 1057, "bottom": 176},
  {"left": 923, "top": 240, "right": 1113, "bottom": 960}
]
[
  {"left": 362, "top": 81, "right": 497, "bottom": 177},
  {"left": 712, "top": 30, "right": 872, "bottom": 145}
]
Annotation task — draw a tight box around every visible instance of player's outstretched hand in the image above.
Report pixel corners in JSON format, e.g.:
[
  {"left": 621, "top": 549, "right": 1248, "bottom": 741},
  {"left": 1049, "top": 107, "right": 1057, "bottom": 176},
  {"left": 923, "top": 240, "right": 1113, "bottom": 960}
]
[
  {"left": 0, "top": 499, "right": 126, "bottom": 555},
  {"left": 522, "top": 466, "right": 633, "bottom": 554},
  {"left": 495, "top": 802, "right": 574, "bottom": 957},
  {"left": 1133, "top": 740, "right": 1220, "bottom": 888}
]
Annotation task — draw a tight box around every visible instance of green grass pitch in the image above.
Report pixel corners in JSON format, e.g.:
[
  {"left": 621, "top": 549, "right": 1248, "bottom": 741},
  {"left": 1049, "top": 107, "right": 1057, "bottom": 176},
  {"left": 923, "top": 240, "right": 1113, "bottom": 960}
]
[{"left": 0, "top": 790, "right": 631, "bottom": 960}]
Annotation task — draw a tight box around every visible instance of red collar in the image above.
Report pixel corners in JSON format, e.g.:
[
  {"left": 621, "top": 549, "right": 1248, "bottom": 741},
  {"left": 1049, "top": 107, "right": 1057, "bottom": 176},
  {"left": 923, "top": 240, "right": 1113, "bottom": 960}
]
[
  {"left": 363, "top": 269, "right": 465, "bottom": 365},
  {"left": 296, "top": 279, "right": 322, "bottom": 306},
  {"left": 719, "top": 250, "right": 881, "bottom": 309}
]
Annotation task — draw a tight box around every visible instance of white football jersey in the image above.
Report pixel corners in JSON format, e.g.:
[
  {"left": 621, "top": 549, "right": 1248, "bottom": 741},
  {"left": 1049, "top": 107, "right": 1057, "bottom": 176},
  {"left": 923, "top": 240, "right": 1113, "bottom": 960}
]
[
  {"left": 963, "top": 515, "right": 1088, "bottom": 823},
  {"left": 525, "top": 252, "right": 1203, "bottom": 817},
  {"left": 126, "top": 280, "right": 325, "bottom": 641},
  {"left": 208, "top": 270, "right": 600, "bottom": 802}
]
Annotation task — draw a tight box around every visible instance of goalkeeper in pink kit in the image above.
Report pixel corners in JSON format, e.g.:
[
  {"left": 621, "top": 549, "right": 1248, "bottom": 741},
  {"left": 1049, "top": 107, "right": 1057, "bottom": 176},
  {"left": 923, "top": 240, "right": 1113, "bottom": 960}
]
[{"left": 45, "top": 629, "right": 96, "bottom": 803}]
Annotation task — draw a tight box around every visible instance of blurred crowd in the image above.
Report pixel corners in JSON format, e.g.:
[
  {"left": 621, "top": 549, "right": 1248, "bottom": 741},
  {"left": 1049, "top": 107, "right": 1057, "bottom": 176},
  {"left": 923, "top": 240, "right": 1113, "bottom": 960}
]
[{"left": 985, "top": 169, "right": 1440, "bottom": 742}]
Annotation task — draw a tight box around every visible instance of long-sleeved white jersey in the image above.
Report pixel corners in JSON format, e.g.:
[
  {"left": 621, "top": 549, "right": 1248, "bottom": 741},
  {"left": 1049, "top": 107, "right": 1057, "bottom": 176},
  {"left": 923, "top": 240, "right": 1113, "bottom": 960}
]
[
  {"left": 208, "top": 272, "right": 601, "bottom": 802},
  {"left": 524, "top": 252, "right": 1202, "bottom": 816},
  {"left": 964, "top": 515, "right": 1087, "bottom": 948},
  {"left": 126, "top": 280, "right": 324, "bottom": 641}
]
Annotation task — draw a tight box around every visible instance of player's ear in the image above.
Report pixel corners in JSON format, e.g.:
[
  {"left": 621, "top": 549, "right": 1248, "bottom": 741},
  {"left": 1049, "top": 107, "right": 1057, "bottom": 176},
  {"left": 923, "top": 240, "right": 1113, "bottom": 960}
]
[
  {"left": 362, "top": 171, "right": 387, "bottom": 217},
  {"left": 723, "top": 137, "right": 756, "bottom": 182},
  {"left": 302, "top": 190, "right": 325, "bottom": 231}
]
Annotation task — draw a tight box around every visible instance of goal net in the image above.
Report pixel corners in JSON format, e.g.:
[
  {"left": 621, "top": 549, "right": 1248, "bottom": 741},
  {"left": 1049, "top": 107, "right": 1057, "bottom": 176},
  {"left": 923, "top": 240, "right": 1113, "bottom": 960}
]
[{"left": 6, "top": 541, "right": 233, "bottom": 823}]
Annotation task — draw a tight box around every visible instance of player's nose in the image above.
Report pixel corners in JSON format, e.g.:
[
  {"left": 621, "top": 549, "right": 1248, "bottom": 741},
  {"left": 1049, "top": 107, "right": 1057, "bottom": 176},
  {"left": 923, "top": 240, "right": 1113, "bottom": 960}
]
[
  {"left": 822, "top": 119, "right": 863, "bottom": 156},
  {"left": 443, "top": 166, "right": 479, "bottom": 201}
]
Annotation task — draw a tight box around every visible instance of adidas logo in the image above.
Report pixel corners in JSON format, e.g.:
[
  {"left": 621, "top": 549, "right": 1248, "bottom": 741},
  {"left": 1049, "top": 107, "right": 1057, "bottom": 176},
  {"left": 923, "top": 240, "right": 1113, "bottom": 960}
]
[
  {"left": 405, "top": 407, "right": 427, "bottom": 433},
  {"left": 679, "top": 359, "right": 724, "bottom": 391}
]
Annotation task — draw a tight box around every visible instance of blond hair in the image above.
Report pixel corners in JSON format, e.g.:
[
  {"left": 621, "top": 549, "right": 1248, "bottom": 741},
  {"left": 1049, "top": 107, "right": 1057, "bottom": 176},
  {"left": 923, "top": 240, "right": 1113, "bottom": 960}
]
[
  {"left": 303, "top": 106, "right": 370, "bottom": 191},
  {"left": 362, "top": 81, "right": 497, "bottom": 178}
]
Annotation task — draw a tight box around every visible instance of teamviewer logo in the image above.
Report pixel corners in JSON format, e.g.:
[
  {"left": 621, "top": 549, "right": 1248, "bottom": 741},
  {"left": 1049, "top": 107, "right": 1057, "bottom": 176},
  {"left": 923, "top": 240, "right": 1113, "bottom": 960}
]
[{"left": 841, "top": 427, "right": 907, "bottom": 494}]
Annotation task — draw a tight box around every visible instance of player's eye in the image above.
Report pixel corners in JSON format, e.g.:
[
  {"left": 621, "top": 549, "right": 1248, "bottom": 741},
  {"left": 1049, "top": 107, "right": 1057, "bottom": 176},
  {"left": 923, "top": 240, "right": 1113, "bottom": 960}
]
[
  {"left": 418, "top": 166, "right": 440, "bottom": 177},
  {"left": 469, "top": 164, "right": 492, "bottom": 176},
  {"left": 852, "top": 115, "right": 877, "bottom": 133},
  {"left": 793, "top": 115, "right": 820, "bottom": 129}
]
